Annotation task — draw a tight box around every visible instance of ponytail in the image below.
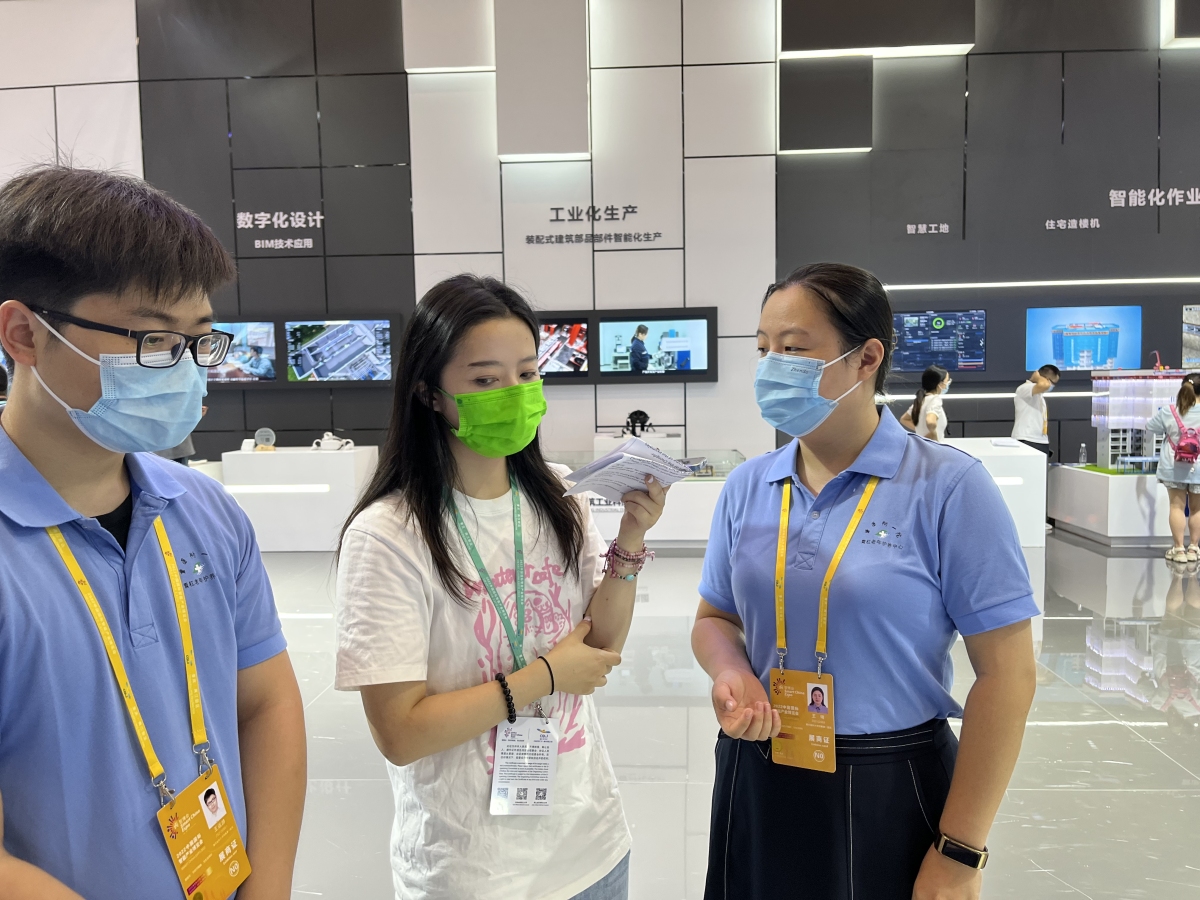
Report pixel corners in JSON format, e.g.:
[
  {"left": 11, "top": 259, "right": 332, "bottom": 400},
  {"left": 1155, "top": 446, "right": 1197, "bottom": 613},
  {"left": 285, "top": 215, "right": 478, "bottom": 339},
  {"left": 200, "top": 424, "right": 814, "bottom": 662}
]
[
  {"left": 1179, "top": 373, "right": 1200, "bottom": 416},
  {"left": 911, "top": 365, "right": 948, "bottom": 424},
  {"left": 910, "top": 389, "right": 927, "bottom": 424}
]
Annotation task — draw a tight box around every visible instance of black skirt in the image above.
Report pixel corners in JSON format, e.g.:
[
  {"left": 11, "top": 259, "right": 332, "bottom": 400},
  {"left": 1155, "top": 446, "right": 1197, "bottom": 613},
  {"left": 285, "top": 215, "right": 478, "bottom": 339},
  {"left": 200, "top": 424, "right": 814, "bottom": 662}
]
[{"left": 704, "top": 718, "right": 958, "bottom": 900}]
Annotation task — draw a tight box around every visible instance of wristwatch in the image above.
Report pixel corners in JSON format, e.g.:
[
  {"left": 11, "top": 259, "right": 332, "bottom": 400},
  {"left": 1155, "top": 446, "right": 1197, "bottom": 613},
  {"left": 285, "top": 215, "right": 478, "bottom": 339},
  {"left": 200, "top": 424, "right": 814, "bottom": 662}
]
[{"left": 935, "top": 833, "right": 989, "bottom": 869}]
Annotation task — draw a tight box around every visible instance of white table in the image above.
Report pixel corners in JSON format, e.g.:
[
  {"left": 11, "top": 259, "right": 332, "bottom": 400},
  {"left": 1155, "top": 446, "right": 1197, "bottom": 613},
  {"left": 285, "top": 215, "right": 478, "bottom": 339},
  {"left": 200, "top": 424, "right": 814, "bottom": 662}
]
[
  {"left": 220, "top": 446, "right": 378, "bottom": 552},
  {"left": 1047, "top": 466, "right": 1171, "bottom": 547}
]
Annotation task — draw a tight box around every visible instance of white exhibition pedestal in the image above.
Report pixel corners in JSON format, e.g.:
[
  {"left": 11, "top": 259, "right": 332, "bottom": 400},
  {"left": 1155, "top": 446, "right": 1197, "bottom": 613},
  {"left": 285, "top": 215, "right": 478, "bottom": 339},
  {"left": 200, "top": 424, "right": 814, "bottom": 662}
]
[
  {"left": 591, "top": 478, "right": 725, "bottom": 547},
  {"left": 943, "top": 438, "right": 1047, "bottom": 548},
  {"left": 1046, "top": 532, "right": 1167, "bottom": 619},
  {"left": 1047, "top": 465, "right": 1171, "bottom": 547},
  {"left": 220, "top": 447, "right": 378, "bottom": 552}
]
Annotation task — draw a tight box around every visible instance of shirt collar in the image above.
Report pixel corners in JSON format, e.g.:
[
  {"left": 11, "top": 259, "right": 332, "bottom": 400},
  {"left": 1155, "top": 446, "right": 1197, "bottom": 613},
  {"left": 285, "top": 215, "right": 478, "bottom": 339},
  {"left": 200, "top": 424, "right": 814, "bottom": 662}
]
[
  {"left": 0, "top": 424, "right": 186, "bottom": 528},
  {"left": 763, "top": 407, "right": 908, "bottom": 484}
]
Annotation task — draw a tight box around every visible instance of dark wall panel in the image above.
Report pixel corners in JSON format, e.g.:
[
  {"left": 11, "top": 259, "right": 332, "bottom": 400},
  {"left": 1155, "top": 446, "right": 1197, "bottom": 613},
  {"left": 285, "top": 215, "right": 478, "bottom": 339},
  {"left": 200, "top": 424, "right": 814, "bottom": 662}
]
[
  {"left": 245, "top": 390, "right": 333, "bottom": 432},
  {"left": 229, "top": 77, "right": 320, "bottom": 168},
  {"left": 966, "top": 53, "right": 1062, "bottom": 151},
  {"left": 192, "top": 431, "right": 250, "bottom": 460},
  {"left": 232, "top": 169, "right": 325, "bottom": 257},
  {"left": 136, "top": 0, "right": 316, "bottom": 79},
  {"left": 317, "top": 74, "right": 410, "bottom": 167},
  {"left": 1180, "top": 0, "right": 1200, "bottom": 37},
  {"left": 873, "top": 57, "right": 965, "bottom": 151},
  {"left": 322, "top": 166, "right": 414, "bottom": 255},
  {"left": 238, "top": 257, "right": 327, "bottom": 317},
  {"left": 331, "top": 390, "right": 393, "bottom": 431},
  {"left": 195, "top": 391, "right": 245, "bottom": 431},
  {"left": 140, "top": 80, "right": 234, "bottom": 251},
  {"left": 326, "top": 255, "right": 415, "bottom": 317},
  {"left": 314, "top": 0, "right": 405, "bottom": 75},
  {"left": 974, "top": 0, "right": 1158, "bottom": 52},
  {"left": 779, "top": 58, "right": 872, "bottom": 151},
  {"left": 777, "top": 154, "right": 871, "bottom": 274},
  {"left": 1160, "top": 53, "right": 1200, "bottom": 249},
  {"left": 781, "top": 0, "right": 973, "bottom": 51}
]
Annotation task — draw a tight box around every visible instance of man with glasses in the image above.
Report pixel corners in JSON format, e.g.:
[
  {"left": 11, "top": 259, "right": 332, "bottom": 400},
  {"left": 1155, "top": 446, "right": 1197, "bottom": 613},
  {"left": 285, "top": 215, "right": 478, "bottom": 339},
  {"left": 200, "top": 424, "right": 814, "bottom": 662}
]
[{"left": 0, "top": 167, "right": 306, "bottom": 899}]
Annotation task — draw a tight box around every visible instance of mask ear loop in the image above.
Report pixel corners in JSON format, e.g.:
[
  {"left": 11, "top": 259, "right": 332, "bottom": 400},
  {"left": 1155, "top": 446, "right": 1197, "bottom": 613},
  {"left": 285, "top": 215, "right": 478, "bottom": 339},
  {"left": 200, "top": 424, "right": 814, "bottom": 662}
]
[
  {"left": 821, "top": 343, "right": 868, "bottom": 403},
  {"left": 33, "top": 314, "right": 103, "bottom": 366}
]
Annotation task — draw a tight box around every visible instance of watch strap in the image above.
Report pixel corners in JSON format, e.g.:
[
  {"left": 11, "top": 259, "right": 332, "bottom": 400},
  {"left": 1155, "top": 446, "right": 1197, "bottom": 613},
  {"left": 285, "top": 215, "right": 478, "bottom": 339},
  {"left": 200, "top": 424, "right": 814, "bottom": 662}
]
[{"left": 936, "top": 833, "right": 989, "bottom": 870}]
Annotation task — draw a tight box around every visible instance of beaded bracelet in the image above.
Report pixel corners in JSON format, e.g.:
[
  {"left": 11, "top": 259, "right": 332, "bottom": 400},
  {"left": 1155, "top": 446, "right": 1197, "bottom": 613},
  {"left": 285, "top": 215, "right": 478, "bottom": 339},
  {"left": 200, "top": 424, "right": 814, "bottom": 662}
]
[
  {"left": 495, "top": 672, "right": 517, "bottom": 723},
  {"left": 602, "top": 539, "right": 655, "bottom": 580}
]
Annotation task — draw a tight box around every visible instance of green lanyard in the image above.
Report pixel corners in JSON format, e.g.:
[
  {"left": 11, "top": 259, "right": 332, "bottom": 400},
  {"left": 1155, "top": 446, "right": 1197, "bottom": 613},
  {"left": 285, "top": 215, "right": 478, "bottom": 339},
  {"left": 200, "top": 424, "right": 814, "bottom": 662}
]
[{"left": 451, "top": 474, "right": 528, "bottom": 670}]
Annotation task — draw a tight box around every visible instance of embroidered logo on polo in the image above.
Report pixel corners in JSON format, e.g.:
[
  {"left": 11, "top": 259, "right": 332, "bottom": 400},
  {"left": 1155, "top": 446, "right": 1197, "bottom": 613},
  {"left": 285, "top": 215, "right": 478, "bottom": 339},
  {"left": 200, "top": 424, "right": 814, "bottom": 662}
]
[
  {"left": 861, "top": 519, "right": 904, "bottom": 550},
  {"left": 177, "top": 550, "right": 217, "bottom": 589}
]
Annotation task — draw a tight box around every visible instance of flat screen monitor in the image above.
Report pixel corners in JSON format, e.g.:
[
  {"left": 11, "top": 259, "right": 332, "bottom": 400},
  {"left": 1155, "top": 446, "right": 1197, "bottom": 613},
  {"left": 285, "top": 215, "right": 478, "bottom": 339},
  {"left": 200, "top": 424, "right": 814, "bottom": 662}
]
[
  {"left": 1025, "top": 305, "right": 1142, "bottom": 371},
  {"left": 285, "top": 320, "right": 392, "bottom": 382},
  {"left": 1184, "top": 306, "right": 1200, "bottom": 368},
  {"left": 892, "top": 310, "right": 986, "bottom": 372},
  {"left": 538, "top": 321, "right": 588, "bottom": 375},
  {"left": 597, "top": 317, "right": 709, "bottom": 376},
  {"left": 208, "top": 322, "right": 277, "bottom": 384}
]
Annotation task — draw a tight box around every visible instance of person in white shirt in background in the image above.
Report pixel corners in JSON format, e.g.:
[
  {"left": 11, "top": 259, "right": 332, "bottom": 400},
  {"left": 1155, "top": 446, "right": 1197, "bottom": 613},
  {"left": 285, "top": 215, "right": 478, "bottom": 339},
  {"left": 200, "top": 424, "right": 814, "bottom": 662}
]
[
  {"left": 1012, "top": 364, "right": 1060, "bottom": 457},
  {"left": 1145, "top": 373, "right": 1200, "bottom": 563},
  {"left": 900, "top": 365, "right": 950, "bottom": 442},
  {"left": 333, "top": 274, "right": 669, "bottom": 900}
]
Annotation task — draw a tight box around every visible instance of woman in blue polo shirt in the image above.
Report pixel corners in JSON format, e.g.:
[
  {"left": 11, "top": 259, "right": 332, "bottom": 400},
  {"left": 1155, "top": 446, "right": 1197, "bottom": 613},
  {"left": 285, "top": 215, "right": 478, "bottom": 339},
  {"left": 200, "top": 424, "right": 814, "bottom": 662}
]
[{"left": 693, "top": 263, "right": 1039, "bottom": 900}]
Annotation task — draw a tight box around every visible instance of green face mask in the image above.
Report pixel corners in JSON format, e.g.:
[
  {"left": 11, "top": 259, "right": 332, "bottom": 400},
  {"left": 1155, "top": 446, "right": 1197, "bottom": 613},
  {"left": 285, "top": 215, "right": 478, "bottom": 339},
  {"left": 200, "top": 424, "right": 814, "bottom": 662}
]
[{"left": 443, "top": 380, "right": 547, "bottom": 458}]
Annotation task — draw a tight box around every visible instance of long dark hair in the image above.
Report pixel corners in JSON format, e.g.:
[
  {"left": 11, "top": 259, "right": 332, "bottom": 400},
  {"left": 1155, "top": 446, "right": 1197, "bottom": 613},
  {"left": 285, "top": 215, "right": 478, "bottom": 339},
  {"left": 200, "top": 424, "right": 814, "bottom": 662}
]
[
  {"left": 911, "top": 365, "right": 948, "bottom": 423},
  {"left": 1178, "top": 373, "right": 1200, "bottom": 416},
  {"left": 763, "top": 263, "right": 895, "bottom": 393},
  {"left": 340, "top": 275, "right": 585, "bottom": 602}
]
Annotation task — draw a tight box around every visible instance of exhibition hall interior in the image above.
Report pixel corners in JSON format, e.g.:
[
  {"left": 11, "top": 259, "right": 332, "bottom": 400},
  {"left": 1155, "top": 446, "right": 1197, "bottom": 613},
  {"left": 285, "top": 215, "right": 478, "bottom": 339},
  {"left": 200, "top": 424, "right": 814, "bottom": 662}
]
[{"left": 2, "top": 0, "right": 1200, "bottom": 898}]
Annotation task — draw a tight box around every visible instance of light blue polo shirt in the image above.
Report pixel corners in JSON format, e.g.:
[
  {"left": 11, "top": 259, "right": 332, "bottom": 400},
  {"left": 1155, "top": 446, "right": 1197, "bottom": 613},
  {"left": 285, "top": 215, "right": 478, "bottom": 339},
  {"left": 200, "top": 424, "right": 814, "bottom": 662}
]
[
  {"left": 699, "top": 409, "right": 1038, "bottom": 735},
  {"left": 0, "top": 426, "right": 285, "bottom": 897}
]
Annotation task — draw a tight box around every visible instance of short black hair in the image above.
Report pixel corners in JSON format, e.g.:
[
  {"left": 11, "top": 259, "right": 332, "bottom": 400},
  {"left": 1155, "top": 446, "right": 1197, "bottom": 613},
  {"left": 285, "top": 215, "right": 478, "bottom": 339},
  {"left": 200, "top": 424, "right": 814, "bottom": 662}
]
[
  {"left": 1038, "top": 364, "right": 1061, "bottom": 379},
  {"left": 249, "top": 345, "right": 262, "bottom": 354},
  {"left": 203, "top": 788, "right": 217, "bottom": 802},
  {"left": 0, "top": 166, "right": 235, "bottom": 320}
]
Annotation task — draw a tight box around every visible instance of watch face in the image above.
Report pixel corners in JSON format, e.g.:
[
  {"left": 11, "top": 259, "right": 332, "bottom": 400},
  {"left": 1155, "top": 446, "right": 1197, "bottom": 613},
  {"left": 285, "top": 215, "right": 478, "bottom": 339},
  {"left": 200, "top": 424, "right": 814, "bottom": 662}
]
[{"left": 939, "top": 837, "right": 987, "bottom": 869}]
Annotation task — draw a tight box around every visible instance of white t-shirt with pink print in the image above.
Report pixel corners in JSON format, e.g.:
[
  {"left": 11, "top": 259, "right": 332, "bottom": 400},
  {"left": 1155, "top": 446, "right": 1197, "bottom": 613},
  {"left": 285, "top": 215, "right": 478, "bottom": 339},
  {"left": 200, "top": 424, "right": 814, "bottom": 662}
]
[{"left": 334, "top": 467, "right": 630, "bottom": 900}]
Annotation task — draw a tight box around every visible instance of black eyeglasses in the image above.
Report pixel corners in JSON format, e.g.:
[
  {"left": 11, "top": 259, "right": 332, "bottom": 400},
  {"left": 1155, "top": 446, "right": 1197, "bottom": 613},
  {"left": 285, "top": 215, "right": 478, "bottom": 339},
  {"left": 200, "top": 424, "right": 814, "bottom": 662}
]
[{"left": 33, "top": 308, "right": 233, "bottom": 369}]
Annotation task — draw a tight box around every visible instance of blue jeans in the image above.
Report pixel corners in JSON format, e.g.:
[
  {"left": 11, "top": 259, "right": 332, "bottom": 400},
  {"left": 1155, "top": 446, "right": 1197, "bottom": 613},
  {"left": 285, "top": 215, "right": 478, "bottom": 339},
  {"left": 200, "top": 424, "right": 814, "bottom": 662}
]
[{"left": 570, "top": 852, "right": 630, "bottom": 900}]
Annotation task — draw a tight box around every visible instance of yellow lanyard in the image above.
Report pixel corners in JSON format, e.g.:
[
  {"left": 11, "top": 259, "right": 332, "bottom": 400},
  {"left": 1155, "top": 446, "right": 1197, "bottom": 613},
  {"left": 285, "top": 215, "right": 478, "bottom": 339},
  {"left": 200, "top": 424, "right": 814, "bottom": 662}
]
[
  {"left": 47, "top": 516, "right": 210, "bottom": 804},
  {"left": 774, "top": 475, "right": 880, "bottom": 675}
]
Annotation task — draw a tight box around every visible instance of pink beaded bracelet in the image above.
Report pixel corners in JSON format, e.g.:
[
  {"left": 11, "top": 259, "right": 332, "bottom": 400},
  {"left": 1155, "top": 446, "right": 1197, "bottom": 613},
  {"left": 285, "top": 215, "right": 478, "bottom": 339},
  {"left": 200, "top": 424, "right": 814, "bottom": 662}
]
[{"left": 602, "top": 539, "right": 655, "bottom": 580}]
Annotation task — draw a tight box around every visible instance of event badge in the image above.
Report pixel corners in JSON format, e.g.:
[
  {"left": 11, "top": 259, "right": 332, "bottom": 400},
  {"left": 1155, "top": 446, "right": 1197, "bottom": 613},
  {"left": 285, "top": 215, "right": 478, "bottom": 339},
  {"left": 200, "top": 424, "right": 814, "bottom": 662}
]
[
  {"left": 489, "top": 717, "right": 559, "bottom": 816},
  {"left": 156, "top": 765, "right": 251, "bottom": 899},
  {"left": 770, "top": 669, "right": 836, "bottom": 772}
]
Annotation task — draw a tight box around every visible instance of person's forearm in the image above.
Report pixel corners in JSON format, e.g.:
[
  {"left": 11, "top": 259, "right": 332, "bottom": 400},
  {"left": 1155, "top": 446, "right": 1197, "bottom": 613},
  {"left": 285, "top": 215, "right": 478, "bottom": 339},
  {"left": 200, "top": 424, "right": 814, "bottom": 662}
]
[
  {"left": 237, "top": 692, "right": 307, "bottom": 900},
  {"left": 583, "top": 528, "right": 643, "bottom": 652},
  {"left": 692, "top": 614, "right": 754, "bottom": 679},
  {"left": 0, "top": 856, "right": 84, "bottom": 900},
  {"left": 938, "top": 671, "right": 1034, "bottom": 849},
  {"left": 371, "top": 664, "right": 553, "bottom": 766}
]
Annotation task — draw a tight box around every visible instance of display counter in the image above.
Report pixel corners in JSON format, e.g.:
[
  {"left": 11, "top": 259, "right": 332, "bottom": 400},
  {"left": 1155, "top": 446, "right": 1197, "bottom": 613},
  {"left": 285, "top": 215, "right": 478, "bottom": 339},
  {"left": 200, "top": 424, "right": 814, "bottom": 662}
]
[
  {"left": 220, "top": 447, "right": 378, "bottom": 552},
  {"left": 1047, "top": 465, "right": 1170, "bottom": 547}
]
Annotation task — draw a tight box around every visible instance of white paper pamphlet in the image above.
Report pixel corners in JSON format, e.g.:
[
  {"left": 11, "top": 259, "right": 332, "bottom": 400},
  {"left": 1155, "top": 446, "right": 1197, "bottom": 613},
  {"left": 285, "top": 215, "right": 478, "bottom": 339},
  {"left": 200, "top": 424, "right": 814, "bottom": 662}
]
[
  {"left": 489, "top": 717, "right": 559, "bottom": 816},
  {"left": 563, "top": 437, "right": 704, "bottom": 503}
]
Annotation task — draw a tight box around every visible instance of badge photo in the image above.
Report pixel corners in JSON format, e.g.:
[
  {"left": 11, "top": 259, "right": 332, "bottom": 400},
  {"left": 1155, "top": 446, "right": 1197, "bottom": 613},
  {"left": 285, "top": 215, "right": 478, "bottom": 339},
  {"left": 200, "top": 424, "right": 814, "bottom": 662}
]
[{"left": 200, "top": 784, "right": 228, "bottom": 828}]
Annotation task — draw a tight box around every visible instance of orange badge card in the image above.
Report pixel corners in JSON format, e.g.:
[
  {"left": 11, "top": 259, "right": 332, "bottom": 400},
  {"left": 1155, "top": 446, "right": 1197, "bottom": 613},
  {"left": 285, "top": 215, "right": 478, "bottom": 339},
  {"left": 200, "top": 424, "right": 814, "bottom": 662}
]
[
  {"left": 156, "top": 765, "right": 250, "bottom": 899},
  {"left": 769, "top": 669, "right": 836, "bottom": 772}
]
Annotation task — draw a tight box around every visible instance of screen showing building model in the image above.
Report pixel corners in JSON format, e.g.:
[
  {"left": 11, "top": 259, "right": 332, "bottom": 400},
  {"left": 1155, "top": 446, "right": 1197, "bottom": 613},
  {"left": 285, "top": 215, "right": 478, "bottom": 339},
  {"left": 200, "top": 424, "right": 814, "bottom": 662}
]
[
  {"left": 208, "top": 322, "right": 277, "bottom": 384},
  {"left": 1025, "top": 305, "right": 1142, "bottom": 371},
  {"left": 286, "top": 320, "right": 392, "bottom": 382},
  {"left": 538, "top": 322, "right": 587, "bottom": 374},
  {"left": 892, "top": 310, "right": 986, "bottom": 372},
  {"left": 1184, "top": 306, "right": 1200, "bottom": 368},
  {"left": 597, "top": 318, "right": 709, "bottom": 374}
]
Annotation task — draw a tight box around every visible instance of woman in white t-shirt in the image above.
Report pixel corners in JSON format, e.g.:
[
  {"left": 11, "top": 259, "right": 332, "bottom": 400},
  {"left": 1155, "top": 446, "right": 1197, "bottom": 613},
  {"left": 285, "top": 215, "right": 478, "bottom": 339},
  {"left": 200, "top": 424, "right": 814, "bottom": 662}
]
[
  {"left": 899, "top": 365, "right": 949, "bottom": 441},
  {"left": 334, "top": 275, "right": 667, "bottom": 900},
  {"left": 1146, "top": 373, "right": 1200, "bottom": 563}
]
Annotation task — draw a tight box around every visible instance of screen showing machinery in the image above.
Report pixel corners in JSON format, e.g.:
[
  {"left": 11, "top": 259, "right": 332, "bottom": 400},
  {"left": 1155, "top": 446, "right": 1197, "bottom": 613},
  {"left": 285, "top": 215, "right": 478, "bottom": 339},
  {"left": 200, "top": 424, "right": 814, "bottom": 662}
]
[
  {"left": 538, "top": 322, "right": 588, "bottom": 375},
  {"left": 208, "top": 322, "right": 277, "bottom": 383},
  {"left": 1026, "top": 306, "right": 1142, "bottom": 371},
  {"left": 1184, "top": 306, "right": 1200, "bottom": 368},
  {"left": 892, "top": 310, "right": 986, "bottom": 372},
  {"left": 285, "top": 320, "right": 391, "bottom": 382},
  {"left": 597, "top": 318, "right": 709, "bottom": 375}
]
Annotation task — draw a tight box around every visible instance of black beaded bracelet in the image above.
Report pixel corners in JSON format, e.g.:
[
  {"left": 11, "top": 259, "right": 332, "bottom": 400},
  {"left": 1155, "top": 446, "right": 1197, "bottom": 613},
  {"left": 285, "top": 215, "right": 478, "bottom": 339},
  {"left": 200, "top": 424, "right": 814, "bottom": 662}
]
[
  {"left": 539, "top": 656, "right": 555, "bottom": 696},
  {"left": 495, "top": 672, "right": 517, "bottom": 723}
]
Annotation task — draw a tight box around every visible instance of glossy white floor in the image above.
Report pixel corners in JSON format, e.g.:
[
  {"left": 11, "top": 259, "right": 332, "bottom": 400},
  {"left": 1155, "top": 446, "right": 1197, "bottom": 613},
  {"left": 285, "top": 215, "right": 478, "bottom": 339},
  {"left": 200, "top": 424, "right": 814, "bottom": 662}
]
[{"left": 270, "top": 536, "right": 1200, "bottom": 900}]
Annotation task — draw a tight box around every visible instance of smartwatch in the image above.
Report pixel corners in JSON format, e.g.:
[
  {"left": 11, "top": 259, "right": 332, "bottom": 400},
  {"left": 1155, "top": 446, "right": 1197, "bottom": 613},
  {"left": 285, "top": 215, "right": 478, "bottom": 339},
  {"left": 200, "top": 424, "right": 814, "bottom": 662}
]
[{"left": 935, "top": 833, "right": 989, "bottom": 870}]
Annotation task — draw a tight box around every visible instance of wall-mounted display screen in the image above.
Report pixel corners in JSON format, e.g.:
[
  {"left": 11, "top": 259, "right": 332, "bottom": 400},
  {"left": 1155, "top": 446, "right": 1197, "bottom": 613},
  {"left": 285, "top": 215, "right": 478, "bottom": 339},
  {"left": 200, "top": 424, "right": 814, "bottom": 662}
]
[
  {"left": 1184, "top": 306, "right": 1200, "bottom": 368},
  {"left": 285, "top": 320, "right": 391, "bottom": 382},
  {"left": 1026, "top": 305, "right": 1142, "bottom": 371},
  {"left": 208, "top": 322, "right": 276, "bottom": 383},
  {"left": 892, "top": 310, "right": 986, "bottom": 372},
  {"left": 598, "top": 318, "right": 709, "bottom": 375},
  {"left": 538, "top": 322, "right": 588, "bottom": 375}
]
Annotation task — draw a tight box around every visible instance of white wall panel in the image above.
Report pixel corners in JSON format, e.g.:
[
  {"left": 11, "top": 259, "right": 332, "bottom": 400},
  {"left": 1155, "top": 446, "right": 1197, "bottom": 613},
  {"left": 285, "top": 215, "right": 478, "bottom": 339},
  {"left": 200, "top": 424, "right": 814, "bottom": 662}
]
[
  {"left": 402, "top": 0, "right": 494, "bottom": 71},
  {"left": 684, "top": 63, "right": 775, "bottom": 157},
  {"left": 542, "top": 384, "right": 596, "bottom": 452},
  {"left": 414, "top": 253, "right": 504, "bottom": 300},
  {"left": 409, "top": 73, "right": 502, "bottom": 253},
  {"left": 55, "top": 83, "right": 143, "bottom": 177},
  {"left": 0, "top": 88, "right": 57, "bottom": 180},
  {"left": 685, "top": 156, "right": 774, "bottom": 336},
  {"left": 597, "top": 382, "right": 685, "bottom": 427},
  {"left": 592, "top": 67, "right": 683, "bottom": 248},
  {"left": 501, "top": 160, "right": 593, "bottom": 309},
  {"left": 682, "top": 0, "right": 775, "bottom": 64},
  {"left": 0, "top": 0, "right": 137, "bottom": 89},
  {"left": 590, "top": 0, "right": 681, "bottom": 68},
  {"left": 686, "top": 337, "right": 774, "bottom": 459},
  {"left": 595, "top": 249, "right": 683, "bottom": 309}
]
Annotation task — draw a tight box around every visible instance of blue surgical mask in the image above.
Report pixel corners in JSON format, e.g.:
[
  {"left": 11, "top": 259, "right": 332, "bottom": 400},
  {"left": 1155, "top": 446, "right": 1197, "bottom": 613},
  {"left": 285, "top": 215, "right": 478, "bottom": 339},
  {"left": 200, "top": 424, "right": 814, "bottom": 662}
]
[
  {"left": 32, "top": 315, "right": 207, "bottom": 453},
  {"left": 754, "top": 348, "right": 862, "bottom": 437}
]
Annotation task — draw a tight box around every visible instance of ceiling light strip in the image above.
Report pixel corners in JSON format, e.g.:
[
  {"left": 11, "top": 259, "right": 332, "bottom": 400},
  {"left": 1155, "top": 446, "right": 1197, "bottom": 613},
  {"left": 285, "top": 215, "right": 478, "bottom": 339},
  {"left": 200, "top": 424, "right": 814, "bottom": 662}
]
[
  {"left": 884, "top": 276, "right": 1200, "bottom": 290},
  {"left": 779, "top": 43, "right": 973, "bottom": 60}
]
